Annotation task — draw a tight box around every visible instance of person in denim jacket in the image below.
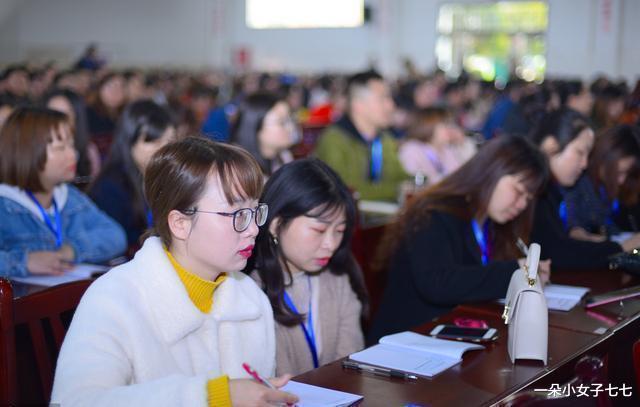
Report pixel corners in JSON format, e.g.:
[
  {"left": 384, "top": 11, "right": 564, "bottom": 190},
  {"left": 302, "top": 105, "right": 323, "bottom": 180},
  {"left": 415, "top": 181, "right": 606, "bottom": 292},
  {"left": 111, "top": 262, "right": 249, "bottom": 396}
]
[{"left": 0, "top": 107, "right": 126, "bottom": 278}]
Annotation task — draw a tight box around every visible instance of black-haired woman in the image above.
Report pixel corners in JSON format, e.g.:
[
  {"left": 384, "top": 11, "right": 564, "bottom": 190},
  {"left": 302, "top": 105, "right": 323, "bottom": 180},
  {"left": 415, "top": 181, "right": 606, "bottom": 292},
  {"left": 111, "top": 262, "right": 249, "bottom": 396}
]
[
  {"left": 369, "top": 135, "right": 551, "bottom": 343},
  {"left": 530, "top": 109, "right": 637, "bottom": 270},
  {"left": 563, "top": 124, "right": 640, "bottom": 243},
  {"left": 249, "top": 158, "right": 368, "bottom": 376},
  {"left": 89, "top": 99, "right": 176, "bottom": 247}
]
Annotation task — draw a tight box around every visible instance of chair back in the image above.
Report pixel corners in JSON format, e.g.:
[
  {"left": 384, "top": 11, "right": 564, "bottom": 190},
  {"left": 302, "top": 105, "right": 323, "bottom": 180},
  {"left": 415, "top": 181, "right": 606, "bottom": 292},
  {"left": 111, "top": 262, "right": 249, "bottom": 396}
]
[{"left": 0, "top": 278, "right": 92, "bottom": 405}]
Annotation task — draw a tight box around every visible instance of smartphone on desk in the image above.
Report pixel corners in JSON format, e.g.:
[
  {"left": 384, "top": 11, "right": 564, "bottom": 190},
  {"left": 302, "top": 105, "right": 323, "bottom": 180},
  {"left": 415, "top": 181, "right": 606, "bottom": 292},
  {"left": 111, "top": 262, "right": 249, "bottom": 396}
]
[{"left": 430, "top": 325, "right": 498, "bottom": 343}]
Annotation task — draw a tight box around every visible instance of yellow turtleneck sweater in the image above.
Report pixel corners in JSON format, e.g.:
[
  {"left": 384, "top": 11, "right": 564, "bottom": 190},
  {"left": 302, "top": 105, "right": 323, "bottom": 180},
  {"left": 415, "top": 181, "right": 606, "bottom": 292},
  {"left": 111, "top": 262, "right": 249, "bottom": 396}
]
[{"left": 165, "top": 249, "right": 231, "bottom": 407}]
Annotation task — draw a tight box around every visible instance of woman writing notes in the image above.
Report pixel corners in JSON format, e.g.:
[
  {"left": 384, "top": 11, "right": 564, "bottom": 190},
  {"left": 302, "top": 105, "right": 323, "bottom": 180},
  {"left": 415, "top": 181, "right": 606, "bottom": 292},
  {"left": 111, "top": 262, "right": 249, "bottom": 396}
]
[
  {"left": 369, "top": 135, "right": 550, "bottom": 342},
  {"left": 0, "top": 107, "right": 126, "bottom": 277},
  {"left": 249, "top": 159, "right": 368, "bottom": 376},
  {"left": 530, "top": 109, "right": 640, "bottom": 270},
  {"left": 562, "top": 124, "right": 640, "bottom": 243},
  {"left": 52, "top": 138, "right": 297, "bottom": 406}
]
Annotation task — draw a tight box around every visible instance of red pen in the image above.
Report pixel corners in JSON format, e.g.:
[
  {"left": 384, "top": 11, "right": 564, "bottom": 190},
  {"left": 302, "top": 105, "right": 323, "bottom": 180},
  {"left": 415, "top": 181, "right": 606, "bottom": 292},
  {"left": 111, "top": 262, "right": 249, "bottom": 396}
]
[
  {"left": 242, "top": 363, "right": 296, "bottom": 407},
  {"left": 242, "top": 362, "right": 277, "bottom": 390}
]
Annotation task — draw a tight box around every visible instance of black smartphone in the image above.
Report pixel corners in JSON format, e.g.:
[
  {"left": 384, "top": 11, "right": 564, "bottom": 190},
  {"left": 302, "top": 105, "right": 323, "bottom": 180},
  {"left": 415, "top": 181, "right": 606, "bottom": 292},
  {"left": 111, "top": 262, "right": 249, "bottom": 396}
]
[{"left": 429, "top": 325, "right": 498, "bottom": 343}]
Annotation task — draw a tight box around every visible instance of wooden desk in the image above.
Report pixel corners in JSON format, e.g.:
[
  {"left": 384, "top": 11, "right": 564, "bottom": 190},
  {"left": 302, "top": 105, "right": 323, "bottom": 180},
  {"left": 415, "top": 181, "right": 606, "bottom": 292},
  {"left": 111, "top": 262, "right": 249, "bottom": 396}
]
[
  {"left": 9, "top": 281, "right": 49, "bottom": 299},
  {"left": 294, "top": 270, "right": 640, "bottom": 406},
  {"left": 459, "top": 270, "right": 640, "bottom": 336}
]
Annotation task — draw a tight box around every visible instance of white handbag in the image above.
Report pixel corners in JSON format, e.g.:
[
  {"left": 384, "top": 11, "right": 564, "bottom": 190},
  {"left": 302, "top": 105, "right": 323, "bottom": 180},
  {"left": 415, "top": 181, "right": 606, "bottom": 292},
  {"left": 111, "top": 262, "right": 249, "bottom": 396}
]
[{"left": 502, "top": 242, "right": 548, "bottom": 365}]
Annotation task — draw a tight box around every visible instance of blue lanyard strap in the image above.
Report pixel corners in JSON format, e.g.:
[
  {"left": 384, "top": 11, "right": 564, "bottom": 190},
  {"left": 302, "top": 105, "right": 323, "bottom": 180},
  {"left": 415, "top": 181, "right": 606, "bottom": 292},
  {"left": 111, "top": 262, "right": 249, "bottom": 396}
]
[
  {"left": 424, "top": 148, "right": 445, "bottom": 175},
  {"left": 282, "top": 276, "right": 319, "bottom": 368},
  {"left": 145, "top": 204, "right": 154, "bottom": 228},
  {"left": 370, "top": 137, "right": 383, "bottom": 182},
  {"left": 558, "top": 201, "right": 568, "bottom": 230},
  {"left": 599, "top": 186, "right": 620, "bottom": 225},
  {"left": 26, "top": 191, "right": 62, "bottom": 248},
  {"left": 471, "top": 219, "right": 490, "bottom": 265}
]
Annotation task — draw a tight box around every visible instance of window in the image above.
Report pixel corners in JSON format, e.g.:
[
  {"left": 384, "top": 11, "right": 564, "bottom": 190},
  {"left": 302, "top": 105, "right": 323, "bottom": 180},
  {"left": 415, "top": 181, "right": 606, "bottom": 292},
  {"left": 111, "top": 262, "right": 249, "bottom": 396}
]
[
  {"left": 436, "top": 1, "right": 548, "bottom": 83},
  {"left": 246, "top": 0, "right": 364, "bottom": 29}
]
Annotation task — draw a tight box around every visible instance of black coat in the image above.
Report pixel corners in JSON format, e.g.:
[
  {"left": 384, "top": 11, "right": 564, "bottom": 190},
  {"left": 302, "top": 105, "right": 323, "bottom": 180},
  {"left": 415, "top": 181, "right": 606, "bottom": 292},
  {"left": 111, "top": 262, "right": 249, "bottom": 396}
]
[
  {"left": 531, "top": 183, "right": 621, "bottom": 271},
  {"left": 368, "top": 211, "right": 517, "bottom": 344},
  {"left": 89, "top": 170, "right": 145, "bottom": 247}
]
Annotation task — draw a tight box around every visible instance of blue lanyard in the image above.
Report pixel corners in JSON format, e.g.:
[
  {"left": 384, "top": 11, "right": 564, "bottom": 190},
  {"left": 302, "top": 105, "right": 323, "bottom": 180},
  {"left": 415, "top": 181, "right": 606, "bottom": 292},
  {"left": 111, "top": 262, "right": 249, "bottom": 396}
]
[
  {"left": 145, "top": 205, "right": 154, "bottom": 228},
  {"left": 424, "top": 148, "right": 445, "bottom": 175},
  {"left": 599, "top": 186, "right": 620, "bottom": 224},
  {"left": 558, "top": 201, "right": 568, "bottom": 230},
  {"left": 370, "top": 137, "right": 383, "bottom": 182},
  {"left": 282, "top": 276, "right": 319, "bottom": 368},
  {"left": 471, "top": 219, "right": 490, "bottom": 265},
  {"left": 26, "top": 191, "right": 62, "bottom": 248}
]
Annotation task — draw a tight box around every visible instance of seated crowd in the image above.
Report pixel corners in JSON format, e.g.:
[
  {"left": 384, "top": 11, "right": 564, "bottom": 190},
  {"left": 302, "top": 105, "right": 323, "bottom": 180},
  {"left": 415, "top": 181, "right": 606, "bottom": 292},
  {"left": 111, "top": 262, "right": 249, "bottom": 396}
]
[{"left": 2, "top": 58, "right": 640, "bottom": 405}]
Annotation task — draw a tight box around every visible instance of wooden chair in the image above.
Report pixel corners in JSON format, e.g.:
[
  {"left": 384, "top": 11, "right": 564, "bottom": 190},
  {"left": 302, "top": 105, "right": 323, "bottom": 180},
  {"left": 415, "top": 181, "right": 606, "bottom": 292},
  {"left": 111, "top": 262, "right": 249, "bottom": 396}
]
[{"left": 0, "top": 278, "right": 92, "bottom": 405}]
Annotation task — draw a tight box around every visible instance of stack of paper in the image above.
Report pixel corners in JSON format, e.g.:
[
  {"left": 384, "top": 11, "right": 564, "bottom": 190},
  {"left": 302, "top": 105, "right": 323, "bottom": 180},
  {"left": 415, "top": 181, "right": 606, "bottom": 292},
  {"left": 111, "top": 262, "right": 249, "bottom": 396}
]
[
  {"left": 349, "top": 331, "right": 484, "bottom": 378},
  {"left": 498, "top": 284, "right": 590, "bottom": 312},
  {"left": 543, "top": 284, "right": 590, "bottom": 311},
  {"left": 281, "top": 381, "right": 363, "bottom": 407},
  {"left": 11, "top": 263, "right": 109, "bottom": 287}
]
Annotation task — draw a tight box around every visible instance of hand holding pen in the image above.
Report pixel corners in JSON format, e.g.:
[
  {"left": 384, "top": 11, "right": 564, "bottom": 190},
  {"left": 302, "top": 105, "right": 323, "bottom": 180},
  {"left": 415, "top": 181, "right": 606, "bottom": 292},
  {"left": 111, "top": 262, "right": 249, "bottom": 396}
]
[{"left": 233, "top": 363, "right": 298, "bottom": 407}]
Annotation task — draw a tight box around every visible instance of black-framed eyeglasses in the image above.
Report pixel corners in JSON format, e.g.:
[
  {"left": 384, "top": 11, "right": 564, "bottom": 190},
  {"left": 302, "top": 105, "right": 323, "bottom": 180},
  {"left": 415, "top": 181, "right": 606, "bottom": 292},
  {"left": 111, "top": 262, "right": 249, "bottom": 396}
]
[{"left": 184, "top": 203, "right": 268, "bottom": 233}]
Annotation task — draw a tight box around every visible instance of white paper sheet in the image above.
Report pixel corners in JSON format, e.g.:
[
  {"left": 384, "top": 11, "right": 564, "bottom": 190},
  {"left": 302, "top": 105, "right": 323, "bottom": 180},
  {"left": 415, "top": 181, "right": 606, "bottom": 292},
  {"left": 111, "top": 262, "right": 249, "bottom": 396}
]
[
  {"left": 11, "top": 263, "right": 108, "bottom": 287},
  {"left": 281, "top": 381, "right": 363, "bottom": 407},
  {"left": 543, "top": 284, "right": 590, "bottom": 311},
  {"left": 497, "top": 284, "right": 590, "bottom": 311},
  {"left": 350, "top": 331, "right": 483, "bottom": 378}
]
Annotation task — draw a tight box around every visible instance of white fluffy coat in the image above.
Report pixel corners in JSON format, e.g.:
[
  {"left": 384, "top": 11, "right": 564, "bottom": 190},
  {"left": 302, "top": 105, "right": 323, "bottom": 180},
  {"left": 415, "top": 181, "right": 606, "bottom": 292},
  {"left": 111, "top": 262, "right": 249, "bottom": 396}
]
[{"left": 51, "top": 237, "right": 275, "bottom": 406}]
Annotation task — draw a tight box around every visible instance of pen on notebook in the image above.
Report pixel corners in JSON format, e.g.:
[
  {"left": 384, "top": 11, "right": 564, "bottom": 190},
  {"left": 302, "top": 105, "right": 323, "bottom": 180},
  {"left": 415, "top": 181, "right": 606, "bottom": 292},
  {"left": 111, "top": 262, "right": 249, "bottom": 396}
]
[
  {"left": 242, "top": 362, "right": 277, "bottom": 390},
  {"left": 242, "top": 363, "right": 296, "bottom": 407},
  {"left": 516, "top": 238, "right": 529, "bottom": 257},
  {"left": 342, "top": 359, "right": 418, "bottom": 380}
]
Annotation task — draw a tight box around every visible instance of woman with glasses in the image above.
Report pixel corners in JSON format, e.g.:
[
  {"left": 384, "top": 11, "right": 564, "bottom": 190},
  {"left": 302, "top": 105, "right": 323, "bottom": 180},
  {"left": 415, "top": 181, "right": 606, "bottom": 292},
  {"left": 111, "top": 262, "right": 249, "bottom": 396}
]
[
  {"left": 248, "top": 158, "right": 369, "bottom": 376},
  {"left": 52, "top": 137, "right": 298, "bottom": 407},
  {"left": 231, "top": 92, "right": 298, "bottom": 176},
  {"left": 369, "top": 135, "right": 551, "bottom": 343}
]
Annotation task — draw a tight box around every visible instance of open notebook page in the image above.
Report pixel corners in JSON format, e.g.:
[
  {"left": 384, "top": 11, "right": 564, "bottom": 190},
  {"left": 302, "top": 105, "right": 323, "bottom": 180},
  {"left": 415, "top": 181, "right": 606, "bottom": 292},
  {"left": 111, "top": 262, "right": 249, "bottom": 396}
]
[
  {"left": 350, "top": 331, "right": 484, "bottom": 377},
  {"left": 379, "top": 331, "right": 484, "bottom": 360},
  {"left": 543, "top": 284, "right": 590, "bottom": 311},
  {"left": 281, "top": 381, "right": 363, "bottom": 407},
  {"left": 497, "top": 284, "right": 590, "bottom": 311},
  {"left": 11, "top": 263, "right": 108, "bottom": 287}
]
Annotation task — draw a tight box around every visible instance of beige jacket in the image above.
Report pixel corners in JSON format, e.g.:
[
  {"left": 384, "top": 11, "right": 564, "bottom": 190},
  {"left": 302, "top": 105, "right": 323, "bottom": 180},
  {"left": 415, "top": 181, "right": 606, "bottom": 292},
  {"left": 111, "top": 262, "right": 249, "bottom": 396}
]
[{"left": 251, "top": 270, "right": 365, "bottom": 376}]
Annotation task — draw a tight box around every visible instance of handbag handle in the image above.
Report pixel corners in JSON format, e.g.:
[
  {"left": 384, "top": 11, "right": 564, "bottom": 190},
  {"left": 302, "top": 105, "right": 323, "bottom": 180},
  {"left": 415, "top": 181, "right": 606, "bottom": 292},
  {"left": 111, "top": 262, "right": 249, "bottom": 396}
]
[{"left": 524, "top": 243, "right": 541, "bottom": 286}]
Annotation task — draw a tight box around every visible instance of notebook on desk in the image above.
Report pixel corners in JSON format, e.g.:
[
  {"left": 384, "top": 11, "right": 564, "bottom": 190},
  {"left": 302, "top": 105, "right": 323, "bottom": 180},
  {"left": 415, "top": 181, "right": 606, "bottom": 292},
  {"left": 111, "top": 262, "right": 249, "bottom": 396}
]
[
  {"left": 281, "top": 381, "right": 363, "bottom": 407},
  {"left": 497, "top": 284, "right": 590, "bottom": 312},
  {"left": 348, "top": 331, "right": 484, "bottom": 378},
  {"left": 11, "top": 263, "right": 109, "bottom": 287},
  {"left": 543, "top": 284, "right": 590, "bottom": 311}
]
